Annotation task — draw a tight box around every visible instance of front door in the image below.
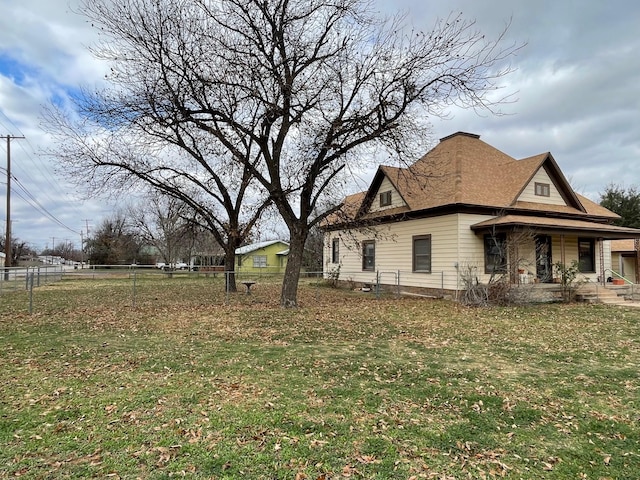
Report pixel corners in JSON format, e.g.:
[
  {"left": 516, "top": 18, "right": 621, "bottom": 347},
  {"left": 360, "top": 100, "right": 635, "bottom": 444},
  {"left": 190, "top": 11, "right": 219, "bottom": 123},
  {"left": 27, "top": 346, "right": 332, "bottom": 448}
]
[{"left": 535, "top": 235, "right": 553, "bottom": 282}]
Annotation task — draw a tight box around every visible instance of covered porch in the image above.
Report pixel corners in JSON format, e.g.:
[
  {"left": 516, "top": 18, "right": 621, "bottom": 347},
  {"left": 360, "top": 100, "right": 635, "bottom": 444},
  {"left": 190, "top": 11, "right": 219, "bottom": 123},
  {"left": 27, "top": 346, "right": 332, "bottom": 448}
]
[{"left": 471, "top": 214, "right": 640, "bottom": 286}]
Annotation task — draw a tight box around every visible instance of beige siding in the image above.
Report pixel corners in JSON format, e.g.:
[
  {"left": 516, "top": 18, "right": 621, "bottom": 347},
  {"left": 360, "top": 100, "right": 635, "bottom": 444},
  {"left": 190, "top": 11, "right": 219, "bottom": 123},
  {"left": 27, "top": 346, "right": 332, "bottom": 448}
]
[
  {"left": 518, "top": 168, "right": 566, "bottom": 205},
  {"left": 548, "top": 236, "right": 609, "bottom": 282},
  {"left": 611, "top": 244, "right": 635, "bottom": 282},
  {"left": 456, "top": 214, "right": 492, "bottom": 286},
  {"left": 602, "top": 240, "right": 613, "bottom": 276},
  {"left": 324, "top": 219, "right": 615, "bottom": 291},
  {"left": 369, "top": 177, "right": 406, "bottom": 213},
  {"left": 325, "top": 213, "right": 499, "bottom": 291},
  {"left": 325, "top": 216, "right": 458, "bottom": 290}
]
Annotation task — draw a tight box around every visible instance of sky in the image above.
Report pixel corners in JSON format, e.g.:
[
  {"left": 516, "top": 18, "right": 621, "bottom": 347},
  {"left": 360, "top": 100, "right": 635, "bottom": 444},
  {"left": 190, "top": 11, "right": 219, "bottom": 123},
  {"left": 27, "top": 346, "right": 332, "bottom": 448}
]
[{"left": 0, "top": 0, "right": 639, "bottom": 252}]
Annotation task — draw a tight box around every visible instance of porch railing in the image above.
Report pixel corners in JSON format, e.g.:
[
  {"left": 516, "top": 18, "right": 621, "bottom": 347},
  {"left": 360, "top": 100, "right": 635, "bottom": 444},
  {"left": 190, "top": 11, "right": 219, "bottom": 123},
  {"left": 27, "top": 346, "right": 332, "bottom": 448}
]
[{"left": 603, "top": 268, "right": 634, "bottom": 285}]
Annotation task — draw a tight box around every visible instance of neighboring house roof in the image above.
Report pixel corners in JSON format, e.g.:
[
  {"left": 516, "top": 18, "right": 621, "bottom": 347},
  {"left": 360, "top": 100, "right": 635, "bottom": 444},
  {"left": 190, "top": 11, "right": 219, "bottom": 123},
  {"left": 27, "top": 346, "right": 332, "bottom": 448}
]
[
  {"left": 235, "top": 239, "right": 290, "bottom": 255},
  {"left": 326, "top": 132, "right": 634, "bottom": 237},
  {"left": 611, "top": 239, "right": 638, "bottom": 252}
]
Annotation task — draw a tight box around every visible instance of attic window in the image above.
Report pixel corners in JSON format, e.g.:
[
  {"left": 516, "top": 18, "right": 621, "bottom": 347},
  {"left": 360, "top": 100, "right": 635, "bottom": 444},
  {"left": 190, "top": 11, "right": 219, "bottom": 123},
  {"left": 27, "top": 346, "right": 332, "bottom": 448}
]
[
  {"left": 535, "top": 182, "right": 550, "bottom": 197},
  {"left": 379, "top": 190, "right": 392, "bottom": 207}
]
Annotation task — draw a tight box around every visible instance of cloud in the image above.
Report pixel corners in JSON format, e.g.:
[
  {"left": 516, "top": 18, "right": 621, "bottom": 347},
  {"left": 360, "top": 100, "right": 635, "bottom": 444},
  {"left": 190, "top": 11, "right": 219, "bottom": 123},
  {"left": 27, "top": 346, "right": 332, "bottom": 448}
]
[{"left": 0, "top": 0, "right": 639, "bottom": 250}]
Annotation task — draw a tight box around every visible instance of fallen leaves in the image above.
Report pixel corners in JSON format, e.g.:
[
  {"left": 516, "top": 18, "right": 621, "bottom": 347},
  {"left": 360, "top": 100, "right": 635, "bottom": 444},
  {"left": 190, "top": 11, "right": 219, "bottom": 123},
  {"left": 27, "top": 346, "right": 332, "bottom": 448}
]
[{"left": 2, "top": 278, "right": 640, "bottom": 479}]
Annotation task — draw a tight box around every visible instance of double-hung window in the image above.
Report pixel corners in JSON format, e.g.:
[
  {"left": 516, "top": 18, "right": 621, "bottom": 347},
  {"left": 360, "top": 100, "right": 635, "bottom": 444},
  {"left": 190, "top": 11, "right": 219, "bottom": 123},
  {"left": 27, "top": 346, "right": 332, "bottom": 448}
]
[
  {"left": 412, "top": 235, "right": 431, "bottom": 273},
  {"left": 332, "top": 238, "right": 340, "bottom": 264},
  {"left": 578, "top": 238, "right": 595, "bottom": 273},
  {"left": 362, "top": 240, "right": 375, "bottom": 271},
  {"left": 484, "top": 234, "right": 507, "bottom": 274},
  {"left": 253, "top": 255, "right": 267, "bottom": 268}
]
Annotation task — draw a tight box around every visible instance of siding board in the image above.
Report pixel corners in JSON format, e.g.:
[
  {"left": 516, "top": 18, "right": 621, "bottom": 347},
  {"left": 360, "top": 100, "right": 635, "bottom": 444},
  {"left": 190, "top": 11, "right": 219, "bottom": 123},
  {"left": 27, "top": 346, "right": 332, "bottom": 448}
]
[
  {"left": 518, "top": 168, "right": 566, "bottom": 205},
  {"left": 369, "top": 177, "right": 407, "bottom": 212}
]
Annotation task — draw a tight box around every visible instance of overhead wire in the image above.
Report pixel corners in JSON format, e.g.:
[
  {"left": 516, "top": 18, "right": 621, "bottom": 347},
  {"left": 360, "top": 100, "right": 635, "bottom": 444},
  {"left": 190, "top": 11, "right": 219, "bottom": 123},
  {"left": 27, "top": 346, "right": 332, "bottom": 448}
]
[
  {"left": 10, "top": 174, "right": 80, "bottom": 235},
  {"left": 0, "top": 109, "right": 89, "bottom": 234}
]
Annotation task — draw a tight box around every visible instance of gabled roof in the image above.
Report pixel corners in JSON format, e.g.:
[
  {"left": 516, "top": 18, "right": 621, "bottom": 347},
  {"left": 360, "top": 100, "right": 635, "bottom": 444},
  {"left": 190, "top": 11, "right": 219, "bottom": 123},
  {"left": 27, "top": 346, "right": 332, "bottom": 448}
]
[
  {"left": 235, "top": 239, "right": 289, "bottom": 255},
  {"left": 331, "top": 131, "right": 619, "bottom": 226}
]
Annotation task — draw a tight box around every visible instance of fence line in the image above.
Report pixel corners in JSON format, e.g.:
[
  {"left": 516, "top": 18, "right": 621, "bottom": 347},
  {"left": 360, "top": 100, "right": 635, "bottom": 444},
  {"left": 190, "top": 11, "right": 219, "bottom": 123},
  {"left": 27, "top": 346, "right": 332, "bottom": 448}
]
[
  {"left": 4, "top": 264, "right": 454, "bottom": 314},
  {"left": 0, "top": 265, "right": 64, "bottom": 294}
]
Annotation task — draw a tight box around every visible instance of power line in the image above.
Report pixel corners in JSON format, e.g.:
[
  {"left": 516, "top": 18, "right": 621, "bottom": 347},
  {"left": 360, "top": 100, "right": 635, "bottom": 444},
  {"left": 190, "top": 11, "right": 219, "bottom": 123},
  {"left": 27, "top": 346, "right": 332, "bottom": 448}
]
[
  {"left": 11, "top": 175, "right": 80, "bottom": 235},
  {"left": 0, "top": 109, "right": 90, "bottom": 220}
]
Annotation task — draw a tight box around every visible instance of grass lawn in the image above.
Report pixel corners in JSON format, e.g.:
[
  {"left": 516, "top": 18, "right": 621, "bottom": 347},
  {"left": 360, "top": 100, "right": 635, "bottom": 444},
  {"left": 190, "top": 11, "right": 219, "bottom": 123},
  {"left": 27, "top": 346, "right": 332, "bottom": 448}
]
[{"left": 1, "top": 275, "right": 639, "bottom": 479}]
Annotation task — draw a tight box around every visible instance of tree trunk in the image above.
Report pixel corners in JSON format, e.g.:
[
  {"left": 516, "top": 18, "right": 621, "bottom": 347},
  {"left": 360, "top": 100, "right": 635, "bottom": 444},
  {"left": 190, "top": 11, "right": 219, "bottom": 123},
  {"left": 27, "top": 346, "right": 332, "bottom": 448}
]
[
  {"left": 280, "top": 228, "right": 308, "bottom": 308},
  {"left": 224, "top": 244, "right": 237, "bottom": 293}
]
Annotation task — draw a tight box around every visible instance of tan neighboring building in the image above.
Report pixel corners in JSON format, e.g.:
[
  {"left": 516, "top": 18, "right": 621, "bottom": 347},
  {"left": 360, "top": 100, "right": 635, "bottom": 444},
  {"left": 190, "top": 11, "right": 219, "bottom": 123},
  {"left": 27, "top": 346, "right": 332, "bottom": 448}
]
[
  {"left": 611, "top": 239, "right": 640, "bottom": 283},
  {"left": 323, "top": 132, "right": 640, "bottom": 293},
  {"left": 0, "top": 252, "right": 4, "bottom": 268}
]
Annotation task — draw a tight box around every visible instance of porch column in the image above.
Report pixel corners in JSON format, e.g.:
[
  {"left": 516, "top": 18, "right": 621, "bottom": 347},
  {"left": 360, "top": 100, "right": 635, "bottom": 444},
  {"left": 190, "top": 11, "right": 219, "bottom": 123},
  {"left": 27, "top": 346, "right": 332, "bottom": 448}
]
[
  {"left": 599, "top": 238, "right": 605, "bottom": 286},
  {"left": 560, "top": 235, "right": 565, "bottom": 266},
  {"left": 635, "top": 238, "right": 640, "bottom": 283},
  {"left": 508, "top": 232, "right": 517, "bottom": 284}
]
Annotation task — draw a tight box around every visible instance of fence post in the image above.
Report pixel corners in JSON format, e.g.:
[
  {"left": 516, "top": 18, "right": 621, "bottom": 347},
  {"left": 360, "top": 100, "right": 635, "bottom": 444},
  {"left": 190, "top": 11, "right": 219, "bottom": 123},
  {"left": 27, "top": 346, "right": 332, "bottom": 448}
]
[
  {"left": 132, "top": 270, "right": 137, "bottom": 308},
  {"left": 28, "top": 272, "right": 34, "bottom": 314},
  {"left": 225, "top": 270, "right": 230, "bottom": 305}
]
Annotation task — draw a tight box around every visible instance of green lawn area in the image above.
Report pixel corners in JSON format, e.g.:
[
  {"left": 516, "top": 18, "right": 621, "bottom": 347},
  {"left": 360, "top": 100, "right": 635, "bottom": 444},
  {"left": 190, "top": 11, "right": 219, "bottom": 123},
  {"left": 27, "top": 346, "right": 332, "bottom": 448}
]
[{"left": 1, "top": 275, "right": 639, "bottom": 479}]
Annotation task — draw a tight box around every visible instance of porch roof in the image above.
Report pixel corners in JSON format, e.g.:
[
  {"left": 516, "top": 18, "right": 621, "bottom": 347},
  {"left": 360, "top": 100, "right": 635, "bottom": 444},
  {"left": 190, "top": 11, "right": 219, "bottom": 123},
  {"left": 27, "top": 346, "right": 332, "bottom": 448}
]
[{"left": 470, "top": 215, "right": 640, "bottom": 239}]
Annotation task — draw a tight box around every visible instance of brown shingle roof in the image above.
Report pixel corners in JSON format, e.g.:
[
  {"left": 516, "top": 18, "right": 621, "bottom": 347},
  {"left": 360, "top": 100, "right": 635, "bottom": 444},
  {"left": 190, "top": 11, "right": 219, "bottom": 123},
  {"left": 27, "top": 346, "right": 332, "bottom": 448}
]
[{"left": 329, "top": 131, "right": 621, "bottom": 226}]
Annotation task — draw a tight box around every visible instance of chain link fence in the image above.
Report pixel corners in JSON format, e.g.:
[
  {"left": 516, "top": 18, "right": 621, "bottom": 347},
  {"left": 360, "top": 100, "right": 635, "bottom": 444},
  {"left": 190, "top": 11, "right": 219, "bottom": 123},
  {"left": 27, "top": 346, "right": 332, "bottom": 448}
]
[
  {"left": 3, "top": 264, "right": 454, "bottom": 314},
  {"left": 1, "top": 265, "right": 64, "bottom": 294}
]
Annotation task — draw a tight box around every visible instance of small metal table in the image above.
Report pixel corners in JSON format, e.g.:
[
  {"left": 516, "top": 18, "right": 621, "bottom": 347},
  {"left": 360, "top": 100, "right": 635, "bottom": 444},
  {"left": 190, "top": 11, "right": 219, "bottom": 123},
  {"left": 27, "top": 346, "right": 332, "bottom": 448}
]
[{"left": 242, "top": 281, "right": 256, "bottom": 295}]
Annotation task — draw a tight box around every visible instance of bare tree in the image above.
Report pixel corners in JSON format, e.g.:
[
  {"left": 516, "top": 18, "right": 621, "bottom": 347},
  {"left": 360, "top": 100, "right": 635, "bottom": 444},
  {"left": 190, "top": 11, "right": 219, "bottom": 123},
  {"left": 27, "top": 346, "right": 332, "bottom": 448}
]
[
  {"left": 0, "top": 236, "right": 37, "bottom": 265},
  {"left": 48, "top": 0, "right": 520, "bottom": 306},
  {"left": 127, "top": 191, "right": 198, "bottom": 268}
]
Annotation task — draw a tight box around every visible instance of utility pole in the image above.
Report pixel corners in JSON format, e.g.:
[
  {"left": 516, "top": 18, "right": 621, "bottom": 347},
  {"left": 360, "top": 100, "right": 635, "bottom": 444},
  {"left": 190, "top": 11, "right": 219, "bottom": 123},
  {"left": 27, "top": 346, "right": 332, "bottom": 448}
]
[{"left": 2, "top": 134, "right": 24, "bottom": 275}]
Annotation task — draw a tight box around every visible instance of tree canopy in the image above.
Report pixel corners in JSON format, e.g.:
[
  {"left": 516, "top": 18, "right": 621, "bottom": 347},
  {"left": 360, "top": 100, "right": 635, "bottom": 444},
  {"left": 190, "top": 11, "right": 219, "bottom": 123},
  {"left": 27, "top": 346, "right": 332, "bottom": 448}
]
[
  {"left": 46, "top": 0, "right": 521, "bottom": 306},
  {"left": 600, "top": 184, "right": 640, "bottom": 228}
]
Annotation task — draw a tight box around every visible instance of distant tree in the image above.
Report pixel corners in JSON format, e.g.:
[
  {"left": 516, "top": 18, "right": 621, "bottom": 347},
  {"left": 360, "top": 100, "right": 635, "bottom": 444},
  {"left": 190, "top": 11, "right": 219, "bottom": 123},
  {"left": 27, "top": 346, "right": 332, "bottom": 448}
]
[
  {"left": 302, "top": 225, "right": 323, "bottom": 274},
  {"left": 600, "top": 184, "right": 640, "bottom": 228},
  {"left": 127, "top": 191, "right": 198, "bottom": 267},
  {"left": 85, "top": 213, "right": 143, "bottom": 265},
  {"left": 0, "top": 236, "right": 37, "bottom": 265}
]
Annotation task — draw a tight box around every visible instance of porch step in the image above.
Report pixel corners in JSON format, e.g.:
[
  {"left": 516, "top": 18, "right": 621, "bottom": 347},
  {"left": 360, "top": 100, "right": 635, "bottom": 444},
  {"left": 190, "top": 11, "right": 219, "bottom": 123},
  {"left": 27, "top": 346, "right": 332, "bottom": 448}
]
[{"left": 575, "top": 284, "right": 633, "bottom": 305}]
